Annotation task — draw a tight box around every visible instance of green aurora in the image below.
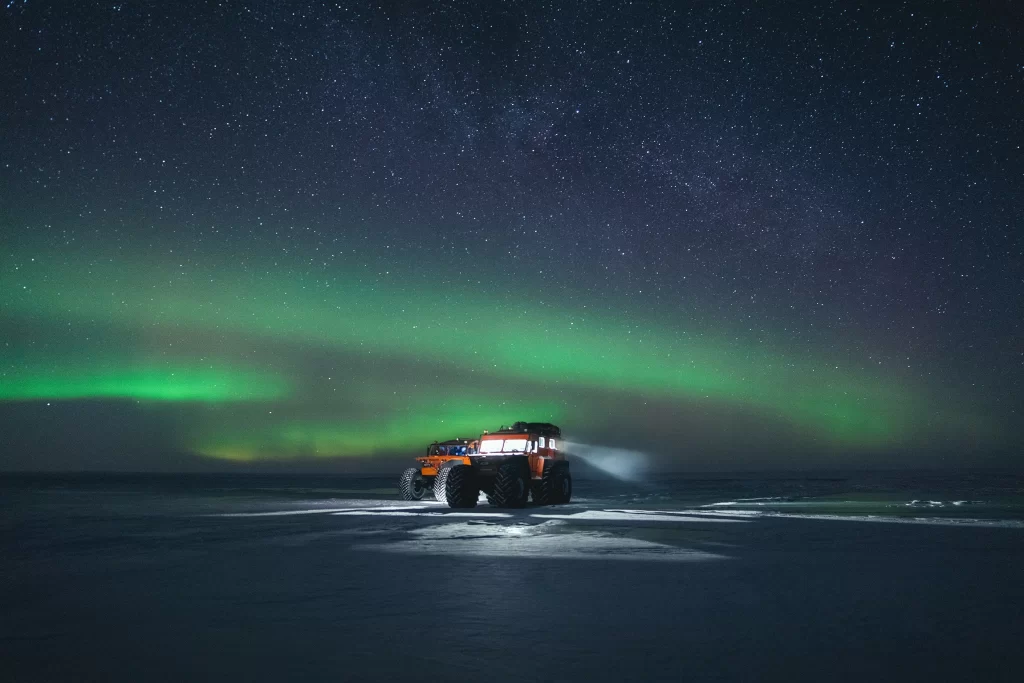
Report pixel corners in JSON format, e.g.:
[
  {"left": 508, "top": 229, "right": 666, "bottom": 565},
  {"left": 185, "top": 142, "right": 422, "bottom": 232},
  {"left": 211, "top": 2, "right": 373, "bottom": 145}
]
[
  {"left": 195, "top": 395, "right": 566, "bottom": 461},
  {"left": 0, "top": 244, "right": 991, "bottom": 462},
  {"left": 0, "top": 363, "right": 288, "bottom": 403}
]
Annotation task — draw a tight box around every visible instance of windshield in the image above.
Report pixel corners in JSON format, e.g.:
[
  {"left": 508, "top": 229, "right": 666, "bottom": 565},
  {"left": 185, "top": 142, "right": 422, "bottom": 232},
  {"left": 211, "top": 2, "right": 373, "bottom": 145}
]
[
  {"left": 479, "top": 438, "right": 529, "bottom": 454},
  {"left": 479, "top": 439, "right": 505, "bottom": 454}
]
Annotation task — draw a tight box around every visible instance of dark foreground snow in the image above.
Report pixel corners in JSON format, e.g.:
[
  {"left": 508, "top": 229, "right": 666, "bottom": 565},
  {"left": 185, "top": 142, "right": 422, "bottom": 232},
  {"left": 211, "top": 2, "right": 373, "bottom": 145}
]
[{"left": 3, "top": 477, "right": 1023, "bottom": 682}]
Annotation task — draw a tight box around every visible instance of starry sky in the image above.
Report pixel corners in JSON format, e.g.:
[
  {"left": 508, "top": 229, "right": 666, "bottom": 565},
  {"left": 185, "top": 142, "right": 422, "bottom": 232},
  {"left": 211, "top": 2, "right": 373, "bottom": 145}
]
[{"left": 1, "top": 1, "right": 1021, "bottom": 472}]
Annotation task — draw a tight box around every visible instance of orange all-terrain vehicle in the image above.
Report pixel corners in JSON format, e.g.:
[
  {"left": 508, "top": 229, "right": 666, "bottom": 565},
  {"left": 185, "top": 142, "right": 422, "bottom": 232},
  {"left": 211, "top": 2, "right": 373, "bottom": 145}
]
[{"left": 398, "top": 422, "right": 572, "bottom": 509}]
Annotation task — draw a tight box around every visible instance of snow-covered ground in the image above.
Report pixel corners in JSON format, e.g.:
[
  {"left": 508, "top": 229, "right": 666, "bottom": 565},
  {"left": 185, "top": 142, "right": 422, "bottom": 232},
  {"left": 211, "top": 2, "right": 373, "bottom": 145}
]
[{"left": 3, "top": 477, "right": 1024, "bottom": 681}]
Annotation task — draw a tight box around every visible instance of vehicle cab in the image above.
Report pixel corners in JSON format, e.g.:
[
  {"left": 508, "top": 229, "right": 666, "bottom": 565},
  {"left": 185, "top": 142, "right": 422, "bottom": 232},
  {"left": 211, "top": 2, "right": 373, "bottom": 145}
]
[
  {"left": 477, "top": 421, "right": 563, "bottom": 479},
  {"left": 416, "top": 438, "right": 477, "bottom": 476}
]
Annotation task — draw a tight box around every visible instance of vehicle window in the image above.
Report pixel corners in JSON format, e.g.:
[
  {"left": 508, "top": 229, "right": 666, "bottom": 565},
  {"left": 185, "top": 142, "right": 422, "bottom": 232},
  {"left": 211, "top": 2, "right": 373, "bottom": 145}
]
[{"left": 479, "top": 440, "right": 505, "bottom": 454}]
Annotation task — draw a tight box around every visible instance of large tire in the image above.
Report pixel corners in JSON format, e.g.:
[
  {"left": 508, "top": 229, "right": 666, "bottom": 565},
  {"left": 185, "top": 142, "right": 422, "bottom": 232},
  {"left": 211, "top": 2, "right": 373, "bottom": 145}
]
[
  {"left": 490, "top": 458, "right": 530, "bottom": 508},
  {"left": 443, "top": 464, "right": 478, "bottom": 508},
  {"left": 399, "top": 467, "right": 427, "bottom": 501},
  {"left": 485, "top": 481, "right": 500, "bottom": 507},
  {"left": 531, "top": 460, "right": 557, "bottom": 506},
  {"left": 552, "top": 461, "right": 572, "bottom": 504},
  {"left": 433, "top": 461, "right": 456, "bottom": 505}
]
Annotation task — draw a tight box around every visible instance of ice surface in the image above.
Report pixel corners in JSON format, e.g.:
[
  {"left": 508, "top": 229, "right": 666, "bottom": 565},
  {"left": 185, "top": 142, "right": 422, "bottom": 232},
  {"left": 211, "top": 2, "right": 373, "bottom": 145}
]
[
  {"left": 530, "top": 509, "right": 748, "bottom": 523},
  {"left": 355, "top": 519, "right": 728, "bottom": 561},
  {"left": 762, "top": 511, "right": 1024, "bottom": 528},
  {"left": 3, "top": 474, "right": 1024, "bottom": 682}
]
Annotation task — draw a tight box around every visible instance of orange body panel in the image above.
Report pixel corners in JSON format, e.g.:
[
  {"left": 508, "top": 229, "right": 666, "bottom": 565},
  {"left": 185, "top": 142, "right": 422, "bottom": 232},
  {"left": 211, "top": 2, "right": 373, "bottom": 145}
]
[
  {"left": 529, "top": 454, "right": 545, "bottom": 478},
  {"left": 416, "top": 455, "right": 470, "bottom": 476}
]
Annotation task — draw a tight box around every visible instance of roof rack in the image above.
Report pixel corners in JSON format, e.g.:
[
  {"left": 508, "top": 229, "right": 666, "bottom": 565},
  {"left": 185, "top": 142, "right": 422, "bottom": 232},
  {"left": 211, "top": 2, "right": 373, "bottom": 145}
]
[{"left": 492, "top": 422, "right": 561, "bottom": 438}]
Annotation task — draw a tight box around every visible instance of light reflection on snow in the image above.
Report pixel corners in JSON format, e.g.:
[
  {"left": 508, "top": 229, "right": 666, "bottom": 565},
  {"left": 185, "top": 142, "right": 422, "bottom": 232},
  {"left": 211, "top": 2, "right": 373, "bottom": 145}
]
[
  {"left": 211, "top": 499, "right": 1023, "bottom": 530},
  {"left": 531, "top": 510, "right": 750, "bottom": 523},
  {"left": 215, "top": 507, "right": 376, "bottom": 517},
  {"left": 212, "top": 500, "right": 440, "bottom": 517},
  {"left": 333, "top": 510, "right": 514, "bottom": 518},
  {"left": 354, "top": 521, "right": 729, "bottom": 562}
]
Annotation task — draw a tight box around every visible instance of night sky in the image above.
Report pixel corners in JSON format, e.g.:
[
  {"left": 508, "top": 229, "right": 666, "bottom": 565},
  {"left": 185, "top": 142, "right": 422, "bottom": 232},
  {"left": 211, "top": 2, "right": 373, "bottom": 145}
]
[{"left": 2, "top": 1, "right": 1021, "bottom": 472}]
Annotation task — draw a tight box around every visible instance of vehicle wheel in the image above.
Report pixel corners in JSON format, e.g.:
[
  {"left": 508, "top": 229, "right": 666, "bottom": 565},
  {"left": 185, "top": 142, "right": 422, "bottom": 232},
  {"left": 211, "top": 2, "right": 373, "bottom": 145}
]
[
  {"left": 399, "top": 467, "right": 426, "bottom": 501},
  {"left": 444, "top": 464, "right": 478, "bottom": 508},
  {"left": 433, "top": 461, "right": 456, "bottom": 505},
  {"left": 552, "top": 461, "right": 572, "bottom": 504},
  {"left": 531, "top": 460, "right": 557, "bottom": 506},
  {"left": 482, "top": 479, "right": 499, "bottom": 506},
  {"left": 491, "top": 458, "right": 530, "bottom": 508}
]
